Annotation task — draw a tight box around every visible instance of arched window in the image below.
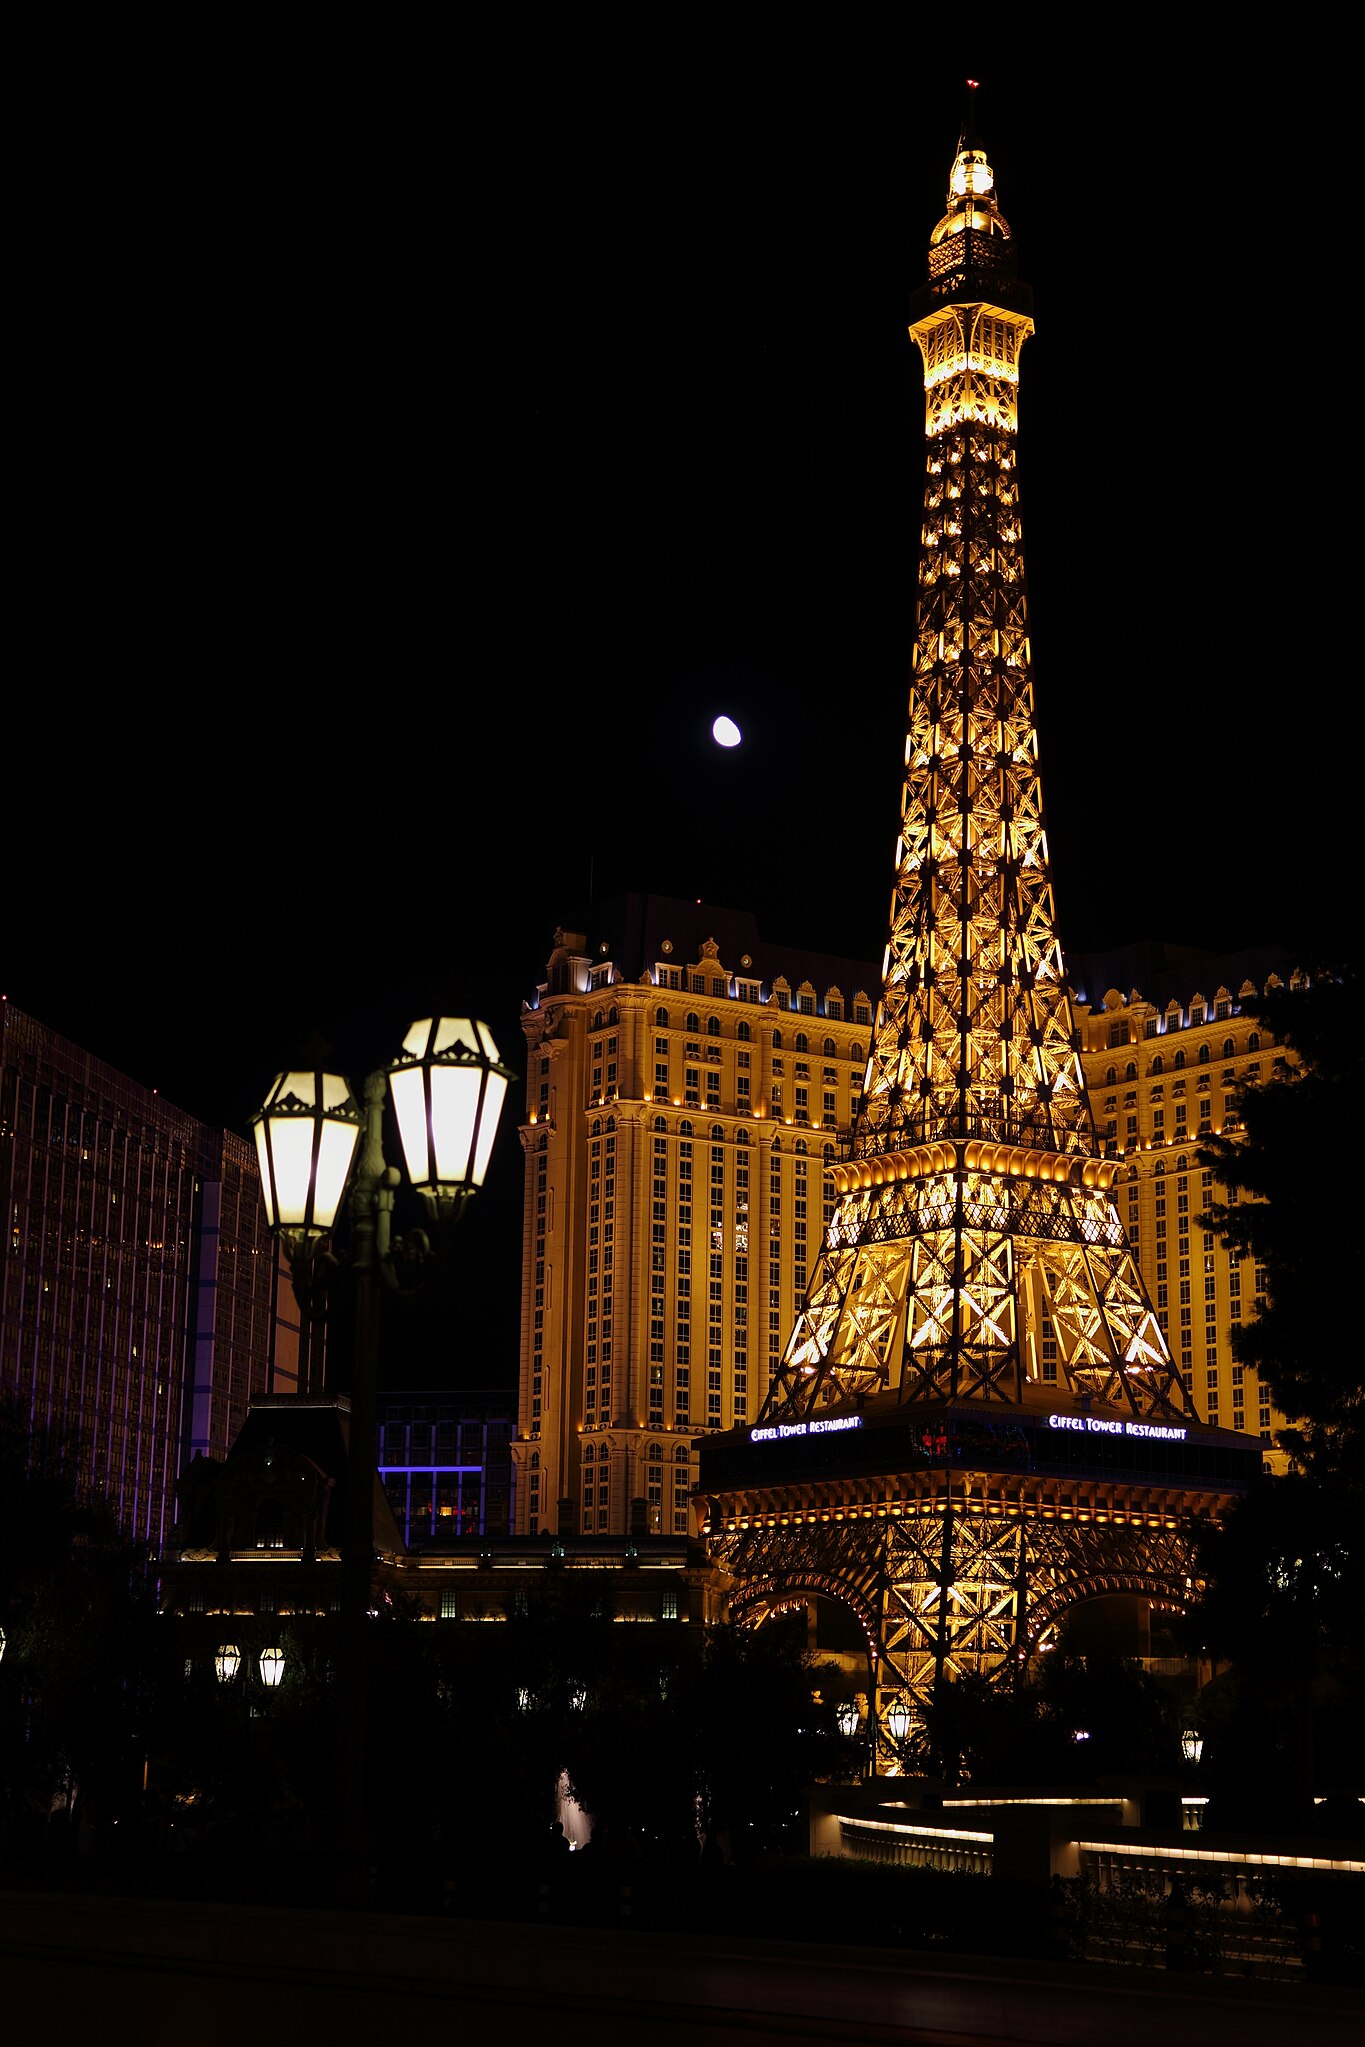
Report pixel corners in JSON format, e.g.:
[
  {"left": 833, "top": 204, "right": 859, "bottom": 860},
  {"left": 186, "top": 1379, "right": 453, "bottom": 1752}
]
[
  {"left": 674, "top": 1445, "right": 690, "bottom": 1463},
  {"left": 795, "top": 1140, "right": 808, "bottom": 1156},
  {"left": 711, "top": 1124, "right": 724, "bottom": 1140},
  {"left": 647, "top": 1443, "right": 663, "bottom": 1463},
  {"left": 686, "top": 1012, "right": 700, "bottom": 1033},
  {"left": 530, "top": 1451, "right": 540, "bottom": 1469},
  {"left": 1248, "top": 1032, "right": 1261, "bottom": 1052},
  {"left": 592, "top": 1010, "right": 604, "bottom": 1031},
  {"left": 1105, "top": 1066, "right": 1117, "bottom": 1085},
  {"left": 608, "top": 1006, "right": 619, "bottom": 1025},
  {"left": 1125, "top": 1062, "right": 1137, "bottom": 1081},
  {"left": 796, "top": 1033, "right": 809, "bottom": 1053},
  {"left": 1222, "top": 1037, "right": 1236, "bottom": 1059},
  {"left": 737, "top": 1021, "right": 751, "bottom": 1042},
  {"left": 1177, "top": 1154, "right": 1189, "bottom": 1171},
  {"left": 1198, "top": 1045, "right": 1210, "bottom": 1065},
  {"left": 823, "top": 1037, "right": 836, "bottom": 1057},
  {"left": 653, "top": 1116, "right": 667, "bottom": 1131},
  {"left": 706, "top": 1017, "right": 720, "bottom": 1037},
  {"left": 1150, "top": 1055, "right": 1164, "bottom": 1075},
  {"left": 736, "top": 1129, "right": 750, "bottom": 1146},
  {"left": 680, "top": 1120, "right": 694, "bottom": 1137},
  {"left": 852, "top": 1045, "right": 864, "bottom": 1062},
  {"left": 1174, "top": 1050, "right": 1186, "bottom": 1069},
  {"left": 772, "top": 1030, "right": 783, "bottom": 1049},
  {"left": 583, "top": 1442, "right": 594, "bottom": 1461},
  {"left": 656, "top": 1007, "right": 669, "bottom": 1028}
]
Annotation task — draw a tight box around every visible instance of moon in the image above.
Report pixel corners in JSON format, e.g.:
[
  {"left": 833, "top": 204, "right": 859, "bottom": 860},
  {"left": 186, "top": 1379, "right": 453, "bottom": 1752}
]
[{"left": 712, "top": 715, "right": 742, "bottom": 748}]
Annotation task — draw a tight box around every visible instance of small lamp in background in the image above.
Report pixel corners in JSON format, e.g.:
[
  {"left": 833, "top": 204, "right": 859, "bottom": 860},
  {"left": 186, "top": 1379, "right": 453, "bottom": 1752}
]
[{"left": 884, "top": 1699, "right": 911, "bottom": 1745}]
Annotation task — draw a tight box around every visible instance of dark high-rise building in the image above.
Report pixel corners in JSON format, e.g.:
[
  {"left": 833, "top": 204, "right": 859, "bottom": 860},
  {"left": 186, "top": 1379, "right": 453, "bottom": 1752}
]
[
  {"left": 378, "top": 1387, "right": 516, "bottom": 1541},
  {"left": 0, "top": 998, "right": 293, "bottom": 1548}
]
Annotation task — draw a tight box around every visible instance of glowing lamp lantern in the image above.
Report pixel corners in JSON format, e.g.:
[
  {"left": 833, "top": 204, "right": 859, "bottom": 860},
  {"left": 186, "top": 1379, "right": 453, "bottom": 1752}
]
[
  {"left": 884, "top": 1700, "right": 911, "bottom": 1745},
  {"left": 1181, "top": 1725, "right": 1204, "bottom": 1766},
  {"left": 836, "top": 1702, "right": 861, "bottom": 1739},
  {"left": 214, "top": 1643, "right": 242, "bottom": 1684},
  {"left": 251, "top": 1072, "right": 363, "bottom": 1238},
  {"left": 259, "top": 1646, "right": 286, "bottom": 1689},
  {"left": 388, "top": 1018, "right": 513, "bottom": 1223}
]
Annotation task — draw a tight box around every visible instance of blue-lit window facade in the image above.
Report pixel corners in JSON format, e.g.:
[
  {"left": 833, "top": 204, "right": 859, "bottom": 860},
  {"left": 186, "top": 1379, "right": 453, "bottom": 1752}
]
[{"left": 378, "top": 1391, "right": 514, "bottom": 1544}]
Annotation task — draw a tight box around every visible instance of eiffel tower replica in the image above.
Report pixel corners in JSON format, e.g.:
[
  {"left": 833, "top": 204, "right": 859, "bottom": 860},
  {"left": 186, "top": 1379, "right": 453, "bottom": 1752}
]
[{"left": 699, "top": 97, "right": 1259, "bottom": 1755}]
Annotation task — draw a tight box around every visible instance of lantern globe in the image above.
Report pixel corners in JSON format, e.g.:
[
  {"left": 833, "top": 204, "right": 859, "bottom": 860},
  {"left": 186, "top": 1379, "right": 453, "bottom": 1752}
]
[
  {"left": 251, "top": 1071, "right": 363, "bottom": 1236},
  {"left": 214, "top": 1643, "right": 242, "bottom": 1684},
  {"left": 1181, "top": 1725, "right": 1204, "bottom": 1766},
  {"left": 884, "top": 1700, "right": 911, "bottom": 1744},
  {"left": 259, "top": 1645, "right": 286, "bottom": 1689},
  {"left": 836, "top": 1701, "right": 860, "bottom": 1739},
  {"left": 388, "top": 1018, "right": 514, "bottom": 1220}
]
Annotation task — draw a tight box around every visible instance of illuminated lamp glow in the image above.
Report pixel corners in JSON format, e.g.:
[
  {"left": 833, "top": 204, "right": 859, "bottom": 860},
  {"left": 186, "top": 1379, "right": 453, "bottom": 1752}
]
[
  {"left": 388, "top": 1017, "right": 512, "bottom": 1221},
  {"left": 252, "top": 1072, "right": 362, "bottom": 1236}
]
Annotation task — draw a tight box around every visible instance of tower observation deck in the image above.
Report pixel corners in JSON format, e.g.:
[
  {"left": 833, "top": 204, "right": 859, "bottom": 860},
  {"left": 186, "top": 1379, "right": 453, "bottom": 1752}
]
[{"left": 699, "top": 105, "right": 1261, "bottom": 1744}]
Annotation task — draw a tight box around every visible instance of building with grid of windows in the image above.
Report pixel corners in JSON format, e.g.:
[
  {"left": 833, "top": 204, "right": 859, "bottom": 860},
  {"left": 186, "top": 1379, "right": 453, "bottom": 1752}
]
[
  {"left": 1, "top": 997, "right": 300, "bottom": 1549},
  {"left": 377, "top": 1388, "right": 516, "bottom": 1542},
  {"left": 512, "top": 896, "right": 879, "bottom": 1537},
  {"left": 1069, "top": 943, "right": 1308, "bottom": 1471}
]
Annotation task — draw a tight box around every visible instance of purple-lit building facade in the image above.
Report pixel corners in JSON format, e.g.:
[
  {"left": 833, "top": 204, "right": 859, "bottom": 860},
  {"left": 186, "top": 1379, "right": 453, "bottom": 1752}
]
[{"left": 0, "top": 999, "right": 296, "bottom": 1549}]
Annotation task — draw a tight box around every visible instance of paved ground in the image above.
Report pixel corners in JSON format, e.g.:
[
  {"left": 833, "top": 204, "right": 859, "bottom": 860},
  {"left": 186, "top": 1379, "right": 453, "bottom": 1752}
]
[{"left": 1, "top": 1890, "right": 1361, "bottom": 2045}]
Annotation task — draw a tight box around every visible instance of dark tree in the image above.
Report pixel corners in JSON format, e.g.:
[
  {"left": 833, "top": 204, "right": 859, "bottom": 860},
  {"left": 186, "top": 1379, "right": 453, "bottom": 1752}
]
[
  {"left": 0, "top": 1402, "right": 160, "bottom": 1870},
  {"left": 1198, "top": 969, "right": 1362, "bottom": 1483},
  {"left": 1188, "top": 969, "right": 1365, "bottom": 1820}
]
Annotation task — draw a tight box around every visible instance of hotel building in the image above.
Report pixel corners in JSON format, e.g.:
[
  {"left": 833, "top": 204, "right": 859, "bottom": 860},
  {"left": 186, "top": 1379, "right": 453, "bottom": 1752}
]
[
  {"left": 1070, "top": 942, "right": 1307, "bottom": 1469},
  {"left": 511, "top": 895, "right": 879, "bottom": 1537},
  {"left": 0, "top": 998, "right": 298, "bottom": 1548}
]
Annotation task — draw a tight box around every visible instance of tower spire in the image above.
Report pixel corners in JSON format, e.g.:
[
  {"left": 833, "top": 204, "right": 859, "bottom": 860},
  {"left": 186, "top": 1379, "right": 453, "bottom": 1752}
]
[{"left": 760, "top": 119, "right": 1193, "bottom": 1428}]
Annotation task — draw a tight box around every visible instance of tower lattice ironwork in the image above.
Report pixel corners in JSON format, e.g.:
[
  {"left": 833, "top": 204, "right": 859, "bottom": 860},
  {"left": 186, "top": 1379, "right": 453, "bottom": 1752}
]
[
  {"left": 763, "top": 118, "right": 1192, "bottom": 1433},
  {"left": 700, "top": 107, "right": 1247, "bottom": 1752}
]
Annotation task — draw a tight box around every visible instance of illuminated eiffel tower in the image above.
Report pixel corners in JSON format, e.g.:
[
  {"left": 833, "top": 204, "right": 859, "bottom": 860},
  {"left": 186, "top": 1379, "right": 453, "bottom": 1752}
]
[{"left": 700, "top": 98, "right": 1255, "bottom": 1751}]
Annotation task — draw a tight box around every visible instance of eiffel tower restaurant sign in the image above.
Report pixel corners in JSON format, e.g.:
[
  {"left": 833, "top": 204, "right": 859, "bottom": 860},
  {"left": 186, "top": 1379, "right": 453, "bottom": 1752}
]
[{"left": 698, "top": 104, "right": 1263, "bottom": 1743}]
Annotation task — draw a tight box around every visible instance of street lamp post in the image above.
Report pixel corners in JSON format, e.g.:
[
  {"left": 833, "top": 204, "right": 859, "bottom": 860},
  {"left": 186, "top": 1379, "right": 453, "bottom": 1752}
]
[{"left": 252, "top": 1016, "right": 512, "bottom": 1909}]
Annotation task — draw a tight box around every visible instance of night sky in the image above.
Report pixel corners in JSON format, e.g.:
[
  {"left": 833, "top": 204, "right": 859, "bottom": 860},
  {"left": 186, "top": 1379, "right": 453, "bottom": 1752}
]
[{"left": 9, "top": 36, "right": 1347, "bottom": 1379}]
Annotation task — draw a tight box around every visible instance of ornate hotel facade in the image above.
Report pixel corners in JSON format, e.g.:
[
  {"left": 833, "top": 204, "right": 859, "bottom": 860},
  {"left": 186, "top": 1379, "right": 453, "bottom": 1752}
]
[
  {"left": 508, "top": 921, "right": 1304, "bottom": 1544},
  {"left": 1070, "top": 941, "right": 1303, "bottom": 1468},
  {"left": 510, "top": 896, "right": 880, "bottom": 1536}
]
